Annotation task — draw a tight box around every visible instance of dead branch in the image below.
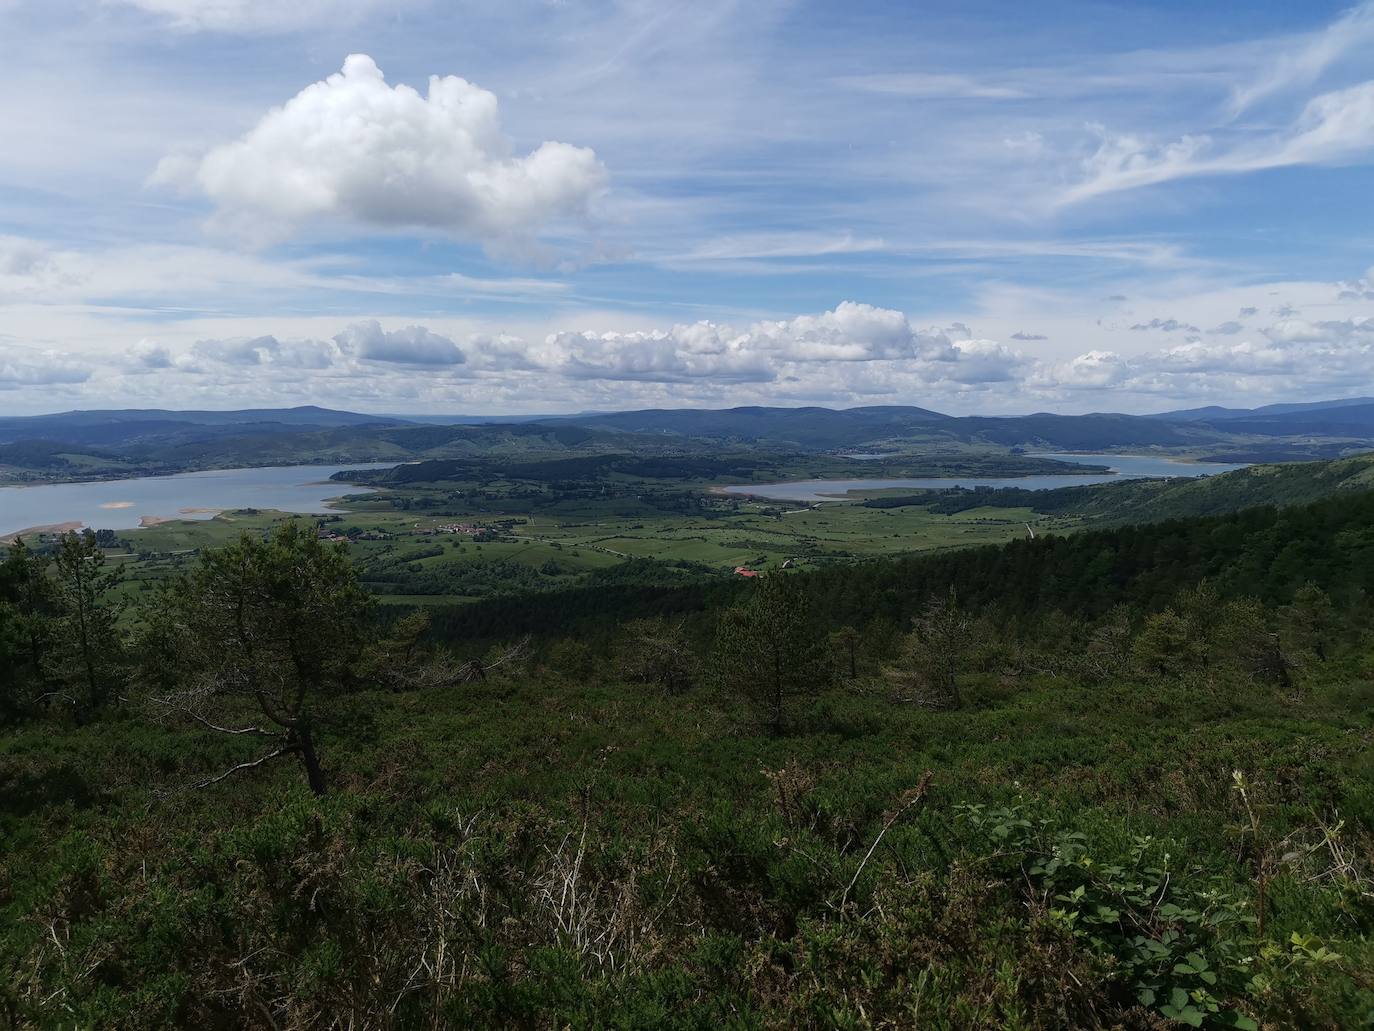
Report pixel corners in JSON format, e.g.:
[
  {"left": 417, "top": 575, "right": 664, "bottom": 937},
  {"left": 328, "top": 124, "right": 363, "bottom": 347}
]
[
  {"left": 192, "top": 745, "right": 292, "bottom": 790},
  {"left": 840, "top": 770, "right": 933, "bottom": 913},
  {"left": 148, "top": 696, "right": 277, "bottom": 738}
]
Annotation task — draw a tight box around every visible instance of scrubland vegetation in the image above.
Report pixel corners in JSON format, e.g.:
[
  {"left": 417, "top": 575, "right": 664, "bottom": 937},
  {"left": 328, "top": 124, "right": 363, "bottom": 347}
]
[{"left": 3, "top": 482, "right": 1374, "bottom": 1028}]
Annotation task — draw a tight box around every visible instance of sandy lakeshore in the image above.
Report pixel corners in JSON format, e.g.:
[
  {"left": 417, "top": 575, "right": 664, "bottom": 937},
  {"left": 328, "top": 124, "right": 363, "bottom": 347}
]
[{"left": 0, "top": 521, "right": 84, "bottom": 544}]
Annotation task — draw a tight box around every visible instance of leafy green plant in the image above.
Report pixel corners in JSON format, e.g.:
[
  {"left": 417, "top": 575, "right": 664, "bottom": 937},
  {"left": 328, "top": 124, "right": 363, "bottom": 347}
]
[{"left": 958, "top": 802, "right": 1261, "bottom": 1028}]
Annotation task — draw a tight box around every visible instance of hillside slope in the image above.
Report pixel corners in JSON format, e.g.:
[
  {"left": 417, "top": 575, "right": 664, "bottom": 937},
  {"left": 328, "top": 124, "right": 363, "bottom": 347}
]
[{"left": 871, "top": 452, "right": 1374, "bottom": 525}]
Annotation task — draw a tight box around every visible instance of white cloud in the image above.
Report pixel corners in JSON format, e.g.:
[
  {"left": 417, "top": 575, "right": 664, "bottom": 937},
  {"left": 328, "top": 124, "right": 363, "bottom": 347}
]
[
  {"left": 7, "top": 276, "right": 1374, "bottom": 415},
  {"left": 1230, "top": 1, "right": 1374, "bottom": 114},
  {"left": 153, "top": 55, "right": 608, "bottom": 248},
  {"left": 1041, "top": 350, "right": 1131, "bottom": 390},
  {"left": 0, "top": 348, "right": 91, "bottom": 389},
  {"left": 193, "top": 334, "right": 338, "bottom": 368},
  {"left": 129, "top": 340, "right": 174, "bottom": 369},
  {"left": 749, "top": 302, "right": 943, "bottom": 362},
  {"left": 1062, "top": 80, "right": 1374, "bottom": 205},
  {"left": 1130, "top": 318, "right": 1200, "bottom": 333},
  {"left": 1263, "top": 317, "right": 1374, "bottom": 346},
  {"left": 667, "top": 232, "right": 888, "bottom": 264},
  {"left": 1034, "top": 314, "right": 1374, "bottom": 399},
  {"left": 553, "top": 325, "right": 776, "bottom": 384},
  {"left": 545, "top": 303, "right": 1027, "bottom": 386},
  {"left": 942, "top": 338, "right": 1030, "bottom": 384},
  {"left": 104, "top": 0, "right": 389, "bottom": 33},
  {"left": 833, "top": 72, "right": 1027, "bottom": 100},
  {"left": 334, "top": 320, "right": 466, "bottom": 366}
]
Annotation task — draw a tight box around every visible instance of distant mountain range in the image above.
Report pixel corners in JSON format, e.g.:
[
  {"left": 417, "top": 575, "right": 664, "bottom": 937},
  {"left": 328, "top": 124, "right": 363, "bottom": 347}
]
[
  {"left": 3, "top": 398, "right": 1374, "bottom": 483},
  {"left": 1149, "top": 397, "right": 1374, "bottom": 421},
  {"left": 536, "top": 399, "right": 1374, "bottom": 452},
  {"left": 0, "top": 406, "right": 401, "bottom": 448}
]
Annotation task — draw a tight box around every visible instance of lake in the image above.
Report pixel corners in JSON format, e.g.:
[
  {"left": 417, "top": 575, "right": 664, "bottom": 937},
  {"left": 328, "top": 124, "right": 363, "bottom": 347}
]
[
  {"left": 721, "top": 453, "right": 1249, "bottom": 503},
  {"left": 0, "top": 463, "right": 397, "bottom": 538}
]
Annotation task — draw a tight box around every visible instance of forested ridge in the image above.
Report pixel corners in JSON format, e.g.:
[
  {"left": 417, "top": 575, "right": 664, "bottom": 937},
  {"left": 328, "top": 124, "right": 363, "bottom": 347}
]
[
  {"left": 2, "top": 487, "right": 1373, "bottom": 1027},
  {"left": 866, "top": 451, "right": 1374, "bottom": 525},
  {"left": 425, "top": 485, "right": 1374, "bottom": 646}
]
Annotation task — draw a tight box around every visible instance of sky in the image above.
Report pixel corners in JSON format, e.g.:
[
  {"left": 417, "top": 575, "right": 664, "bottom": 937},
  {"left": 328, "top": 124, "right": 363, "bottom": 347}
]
[{"left": 2, "top": 0, "right": 1374, "bottom": 417}]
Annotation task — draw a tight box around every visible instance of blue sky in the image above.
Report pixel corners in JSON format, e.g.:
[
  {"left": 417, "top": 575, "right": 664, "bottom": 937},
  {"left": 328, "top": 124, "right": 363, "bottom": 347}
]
[{"left": 2, "top": 0, "right": 1373, "bottom": 415}]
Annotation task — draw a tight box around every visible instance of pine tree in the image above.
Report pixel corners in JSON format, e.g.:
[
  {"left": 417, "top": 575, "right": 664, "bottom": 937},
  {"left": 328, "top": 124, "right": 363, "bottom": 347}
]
[
  {"left": 1281, "top": 582, "right": 1337, "bottom": 662},
  {"left": 48, "top": 531, "right": 123, "bottom": 716},
  {"left": 143, "top": 521, "right": 373, "bottom": 795},
  {"left": 620, "top": 617, "right": 697, "bottom": 695},
  {"left": 1131, "top": 608, "right": 1194, "bottom": 678},
  {"left": 0, "top": 538, "right": 60, "bottom": 701},
  {"left": 829, "top": 625, "right": 861, "bottom": 680},
  {"left": 713, "top": 573, "right": 829, "bottom": 734},
  {"left": 895, "top": 589, "right": 972, "bottom": 709}
]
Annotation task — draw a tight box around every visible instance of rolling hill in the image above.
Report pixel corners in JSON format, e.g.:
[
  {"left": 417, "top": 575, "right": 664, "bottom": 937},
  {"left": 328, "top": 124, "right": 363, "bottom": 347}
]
[{"left": 6, "top": 398, "right": 1374, "bottom": 484}]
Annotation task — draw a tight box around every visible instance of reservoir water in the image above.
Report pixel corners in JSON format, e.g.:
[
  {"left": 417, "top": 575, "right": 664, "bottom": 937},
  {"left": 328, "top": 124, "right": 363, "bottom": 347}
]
[
  {"left": 0, "top": 463, "right": 396, "bottom": 538},
  {"left": 721, "top": 453, "right": 1248, "bottom": 503}
]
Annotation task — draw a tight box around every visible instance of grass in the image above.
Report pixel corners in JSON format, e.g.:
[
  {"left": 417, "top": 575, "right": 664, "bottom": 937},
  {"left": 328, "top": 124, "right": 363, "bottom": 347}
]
[{"left": 91, "top": 488, "right": 1070, "bottom": 609}]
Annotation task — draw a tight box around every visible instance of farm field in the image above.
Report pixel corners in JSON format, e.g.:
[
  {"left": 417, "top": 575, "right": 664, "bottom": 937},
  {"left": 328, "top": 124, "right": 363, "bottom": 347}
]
[{"left": 83, "top": 483, "right": 1071, "bottom": 607}]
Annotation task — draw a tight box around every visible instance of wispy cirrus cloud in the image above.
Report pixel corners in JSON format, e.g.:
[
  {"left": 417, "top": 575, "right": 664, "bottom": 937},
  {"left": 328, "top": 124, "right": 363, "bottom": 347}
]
[
  {"left": 1228, "top": 0, "right": 1374, "bottom": 115},
  {"left": 102, "top": 0, "right": 398, "bottom": 33},
  {"left": 833, "top": 72, "right": 1028, "bottom": 100},
  {"left": 1060, "top": 79, "right": 1374, "bottom": 205}
]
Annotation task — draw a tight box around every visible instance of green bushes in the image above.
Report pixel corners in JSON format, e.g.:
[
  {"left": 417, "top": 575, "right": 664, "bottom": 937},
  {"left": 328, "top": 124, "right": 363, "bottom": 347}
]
[
  {"left": 4, "top": 655, "right": 1372, "bottom": 1026},
  {"left": 959, "top": 802, "right": 1260, "bottom": 1028},
  {"left": 4, "top": 496, "right": 1374, "bottom": 1024}
]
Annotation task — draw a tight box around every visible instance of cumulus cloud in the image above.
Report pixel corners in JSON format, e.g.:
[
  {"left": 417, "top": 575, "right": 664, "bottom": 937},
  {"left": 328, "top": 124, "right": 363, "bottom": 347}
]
[
  {"left": 1239, "top": 307, "right": 1259, "bottom": 317},
  {"left": 748, "top": 302, "right": 950, "bottom": 362},
  {"left": 335, "top": 320, "right": 466, "bottom": 366},
  {"left": 193, "top": 335, "right": 338, "bottom": 368},
  {"left": 1011, "top": 331, "right": 1047, "bottom": 341},
  {"left": 554, "top": 325, "right": 775, "bottom": 384},
  {"left": 153, "top": 55, "right": 607, "bottom": 248},
  {"left": 1035, "top": 314, "right": 1374, "bottom": 399},
  {"left": 1208, "top": 321, "right": 1244, "bottom": 335},
  {"left": 129, "top": 340, "right": 174, "bottom": 369},
  {"left": 1263, "top": 317, "right": 1374, "bottom": 345},
  {"left": 1337, "top": 275, "right": 1374, "bottom": 301},
  {"left": 0, "top": 349, "right": 90, "bottom": 389},
  {"left": 1041, "top": 350, "right": 1131, "bottom": 390},
  {"left": 0, "top": 236, "right": 55, "bottom": 279},
  {"left": 0, "top": 236, "right": 77, "bottom": 300},
  {"left": 942, "top": 338, "right": 1030, "bottom": 383},
  {"left": 15, "top": 291, "right": 1374, "bottom": 414},
  {"left": 543, "top": 303, "right": 1030, "bottom": 386}
]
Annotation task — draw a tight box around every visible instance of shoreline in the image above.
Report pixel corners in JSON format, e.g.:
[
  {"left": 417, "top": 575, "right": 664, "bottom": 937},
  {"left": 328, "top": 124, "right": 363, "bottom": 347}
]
[
  {"left": 0, "top": 460, "right": 399, "bottom": 490},
  {"left": 0, "top": 520, "right": 84, "bottom": 544}
]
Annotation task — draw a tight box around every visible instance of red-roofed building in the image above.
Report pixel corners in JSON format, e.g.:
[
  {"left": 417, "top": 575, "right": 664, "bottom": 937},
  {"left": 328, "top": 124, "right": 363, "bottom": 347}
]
[{"left": 734, "top": 566, "right": 760, "bottom": 578}]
